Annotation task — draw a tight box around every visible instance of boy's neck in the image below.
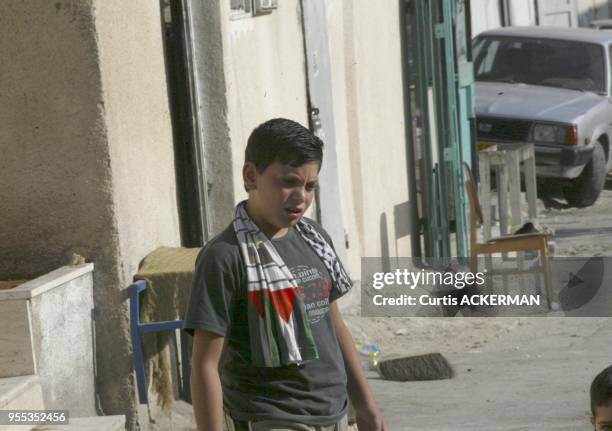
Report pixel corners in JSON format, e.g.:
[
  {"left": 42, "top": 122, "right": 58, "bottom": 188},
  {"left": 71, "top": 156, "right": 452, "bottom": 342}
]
[{"left": 245, "top": 200, "right": 289, "bottom": 239}]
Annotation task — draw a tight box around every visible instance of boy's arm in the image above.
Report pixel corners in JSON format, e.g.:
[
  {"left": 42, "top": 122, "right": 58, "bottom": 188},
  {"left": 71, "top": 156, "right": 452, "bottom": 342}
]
[
  {"left": 190, "top": 329, "right": 226, "bottom": 431},
  {"left": 330, "top": 302, "right": 388, "bottom": 431}
]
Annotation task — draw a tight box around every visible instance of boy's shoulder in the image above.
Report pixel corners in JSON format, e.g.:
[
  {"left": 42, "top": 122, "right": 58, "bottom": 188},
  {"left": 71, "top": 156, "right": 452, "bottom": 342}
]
[
  {"left": 197, "top": 216, "right": 333, "bottom": 263},
  {"left": 300, "top": 216, "right": 335, "bottom": 247},
  {"left": 196, "top": 222, "right": 242, "bottom": 269}
]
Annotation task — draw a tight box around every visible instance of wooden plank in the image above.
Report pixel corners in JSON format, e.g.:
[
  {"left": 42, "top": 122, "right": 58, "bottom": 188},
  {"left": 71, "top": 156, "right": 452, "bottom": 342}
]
[
  {"left": 524, "top": 148, "right": 538, "bottom": 219},
  {"left": 479, "top": 154, "right": 492, "bottom": 242},
  {"left": 496, "top": 163, "right": 510, "bottom": 289},
  {"left": 498, "top": 163, "right": 509, "bottom": 236},
  {"left": 0, "top": 300, "right": 36, "bottom": 378}
]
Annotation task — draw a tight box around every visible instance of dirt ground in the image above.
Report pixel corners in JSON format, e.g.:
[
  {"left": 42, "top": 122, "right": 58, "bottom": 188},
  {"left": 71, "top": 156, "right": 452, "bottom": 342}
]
[
  {"left": 341, "top": 183, "right": 612, "bottom": 430},
  {"left": 539, "top": 178, "right": 612, "bottom": 257},
  {"left": 149, "top": 185, "right": 612, "bottom": 430}
]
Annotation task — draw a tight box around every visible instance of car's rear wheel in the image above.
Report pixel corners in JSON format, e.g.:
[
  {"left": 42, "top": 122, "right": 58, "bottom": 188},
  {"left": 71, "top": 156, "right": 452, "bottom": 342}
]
[{"left": 562, "top": 141, "right": 606, "bottom": 207}]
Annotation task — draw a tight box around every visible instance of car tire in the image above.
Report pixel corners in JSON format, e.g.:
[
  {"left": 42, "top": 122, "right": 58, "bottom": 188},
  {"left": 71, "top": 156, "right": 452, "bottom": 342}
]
[
  {"left": 537, "top": 178, "right": 560, "bottom": 201},
  {"left": 562, "top": 141, "right": 606, "bottom": 208}
]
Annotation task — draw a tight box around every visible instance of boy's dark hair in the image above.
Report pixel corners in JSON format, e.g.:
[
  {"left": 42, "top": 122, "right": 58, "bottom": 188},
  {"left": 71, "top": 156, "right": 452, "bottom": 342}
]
[
  {"left": 245, "top": 118, "right": 324, "bottom": 173},
  {"left": 591, "top": 365, "right": 612, "bottom": 416}
]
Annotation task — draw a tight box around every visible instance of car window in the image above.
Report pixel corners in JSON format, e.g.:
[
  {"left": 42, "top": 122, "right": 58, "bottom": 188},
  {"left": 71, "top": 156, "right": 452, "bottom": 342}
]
[
  {"left": 473, "top": 38, "right": 500, "bottom": 76},
  {"left": 473, "top": 36, "right": 606, "bottom": 94}
]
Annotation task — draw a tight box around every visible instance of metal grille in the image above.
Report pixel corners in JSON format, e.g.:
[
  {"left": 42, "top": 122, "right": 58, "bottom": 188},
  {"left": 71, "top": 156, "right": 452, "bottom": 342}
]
[{"left": 476, "top": 117, "right": 532, "bottom": 141}]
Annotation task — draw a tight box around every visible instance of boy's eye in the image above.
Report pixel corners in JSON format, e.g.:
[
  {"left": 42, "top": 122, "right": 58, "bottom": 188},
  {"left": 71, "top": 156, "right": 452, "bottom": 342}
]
[{"left": 280, "top": 178, "right": 317, "bottom": 191}]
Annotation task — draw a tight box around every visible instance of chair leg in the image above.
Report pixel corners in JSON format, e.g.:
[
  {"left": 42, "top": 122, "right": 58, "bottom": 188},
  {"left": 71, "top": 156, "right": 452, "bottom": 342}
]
[
  {"left": 180, "top": 330, "right": 192, "bottom": 403},
  {"left": 470, "top": 254, "right": 479, "bottom": 273},
  {"left": 541, "top": 239, "right": 553, "bottom": 310},
  {"left": 129, "top": 282, "right": 149, "bottom": 404},
  {"left": 130, "top": 328, "right": 148, "bottom": 404}
]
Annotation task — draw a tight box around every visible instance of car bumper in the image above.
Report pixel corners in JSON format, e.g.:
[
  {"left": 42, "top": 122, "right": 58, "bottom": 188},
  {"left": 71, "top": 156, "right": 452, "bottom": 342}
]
[{"left": 534, "top": 144, "right": 593, "bottom": 179}]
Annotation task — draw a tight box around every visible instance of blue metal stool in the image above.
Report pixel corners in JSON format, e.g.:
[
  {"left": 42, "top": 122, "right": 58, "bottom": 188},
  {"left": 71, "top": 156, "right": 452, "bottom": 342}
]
[{"left": 129, "top": 280, "right": 191, "bottom": 404}]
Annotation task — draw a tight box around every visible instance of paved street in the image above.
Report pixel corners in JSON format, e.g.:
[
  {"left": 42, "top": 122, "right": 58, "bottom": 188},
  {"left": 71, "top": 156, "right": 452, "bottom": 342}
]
[{"left": 368, "top": 318, "right": 611, "bottom": 430}]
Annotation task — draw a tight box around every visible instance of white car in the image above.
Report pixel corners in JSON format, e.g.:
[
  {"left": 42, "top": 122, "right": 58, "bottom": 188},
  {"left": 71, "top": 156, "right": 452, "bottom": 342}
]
[{"left": 473, "top": 26, "right": 612, "bottom": 207}]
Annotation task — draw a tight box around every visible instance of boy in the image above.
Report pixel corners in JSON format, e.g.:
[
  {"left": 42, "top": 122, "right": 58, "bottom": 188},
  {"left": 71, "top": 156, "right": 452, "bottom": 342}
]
[
  {"left": 591, "top": 365, "right": 612, "bottom": 431},
  {"left": 184, "top": 118, "right": 387, "bottom": 431}
]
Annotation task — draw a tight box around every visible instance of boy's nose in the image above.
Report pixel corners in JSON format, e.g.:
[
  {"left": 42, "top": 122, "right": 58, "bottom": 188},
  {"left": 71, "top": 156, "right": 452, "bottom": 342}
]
[{"left": 290, "top": 187, "right": 306, "bottom": 203}]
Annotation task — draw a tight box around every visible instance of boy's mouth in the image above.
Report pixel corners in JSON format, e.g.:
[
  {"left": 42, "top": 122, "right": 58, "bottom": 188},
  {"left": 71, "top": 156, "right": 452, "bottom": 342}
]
[
  {"left": 285, "top": 207, "right": 302, "bottom": 215},
  {"left": 284, "top": 207, "right": 303, "bottom": 220}
]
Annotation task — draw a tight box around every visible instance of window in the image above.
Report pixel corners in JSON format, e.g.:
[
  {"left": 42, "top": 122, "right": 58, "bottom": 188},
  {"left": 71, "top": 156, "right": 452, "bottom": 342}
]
[
  {"left": 474, "top": 36, "right": 606, "bottom": 94},
  {"left": 253, "top": 0, "right": 277, "bottom": 16},
  {"left": 230, "top": 0, "right": 251, "bottom": 18},
  {"left": 230, "top": 0, "right": 277, "bottom": 18}
]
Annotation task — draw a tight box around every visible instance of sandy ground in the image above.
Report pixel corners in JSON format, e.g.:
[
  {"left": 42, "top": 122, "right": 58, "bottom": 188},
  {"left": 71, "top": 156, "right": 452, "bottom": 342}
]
[
  {"left": 148, "top": 185, "right": 612, "bottom": 430},
  {"left": 340, "top": 184, "right": 612, "bottom": 430},
  {"left": 539, "top": 178, "right": 612, "bottom": 257}
]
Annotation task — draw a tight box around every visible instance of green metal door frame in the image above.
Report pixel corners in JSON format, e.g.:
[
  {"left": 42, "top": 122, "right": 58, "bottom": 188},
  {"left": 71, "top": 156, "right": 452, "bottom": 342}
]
[{"left": 405, "top": 0, "right": 475, "bottom": 263}]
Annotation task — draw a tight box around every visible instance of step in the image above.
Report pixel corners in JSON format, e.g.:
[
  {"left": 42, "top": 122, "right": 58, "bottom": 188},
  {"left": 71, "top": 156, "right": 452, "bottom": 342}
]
[
  {"left": 0, "top": 375, "right": 44, "bottom": 431},
  {"left": 0, "top": 299, "right": 36, "bottom": 378},
  {"left": 32, "top": 415, "right": 125, "bottom": 431},
  {"left": 0, "top": 375, "right": 44, "bottom": 411}
]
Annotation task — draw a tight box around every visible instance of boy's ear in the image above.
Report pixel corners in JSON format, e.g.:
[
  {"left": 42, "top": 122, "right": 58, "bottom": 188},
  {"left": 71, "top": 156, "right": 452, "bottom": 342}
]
[{"left": 243, "top": 162, "right": 258, "bottom": 191}]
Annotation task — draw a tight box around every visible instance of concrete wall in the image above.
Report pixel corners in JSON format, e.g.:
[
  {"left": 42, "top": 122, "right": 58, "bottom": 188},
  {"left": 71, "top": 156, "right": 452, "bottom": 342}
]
[
  {"left": 219, "top": 0, "right": 310, "bottom": 209},
  {"left": 185, "top": 0, "right": 236, "bottom": 237},
  {"left": 94, "top": 0, "right": 181, "bottom": 280},
  {"left": 326, "top": 0, "right": 363, "bottom": 275},
  {"left": 471, "top": 0, "right": 503, "bottom": 36},
  {"left": 29, "top": 266, "right": 96, "bottom": 416},
  {"left": 0, "top": 1, "right": 128, "bottom": 419},
  {"left": 93, "top": 0, "right": 181, "bottom": 428},
  {"left": 1, "top": 1, "right": 180, "bottom": 429},
  {"left": 332, "top": 0, "right": 413, "bottom": 265},
  {"left": 507, "top": 0, "right": 537, "bottom": 26},
  {"left": 0, "top": 0, "right": 116, "bottom": 288},
  {"left": 216, "top": 0, "right": 412, "bottom": 271}
]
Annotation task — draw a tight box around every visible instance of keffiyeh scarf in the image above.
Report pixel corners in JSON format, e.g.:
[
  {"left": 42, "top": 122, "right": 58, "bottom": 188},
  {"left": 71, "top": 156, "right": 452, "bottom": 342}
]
[{"left": 232, "top": 200, "right": 352, "bottom": 367}]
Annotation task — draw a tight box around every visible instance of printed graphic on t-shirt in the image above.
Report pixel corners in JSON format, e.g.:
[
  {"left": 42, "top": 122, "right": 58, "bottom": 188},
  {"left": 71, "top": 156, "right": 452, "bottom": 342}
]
[{"left": 290, "top": 264, "right": 332, "bottom": 324}]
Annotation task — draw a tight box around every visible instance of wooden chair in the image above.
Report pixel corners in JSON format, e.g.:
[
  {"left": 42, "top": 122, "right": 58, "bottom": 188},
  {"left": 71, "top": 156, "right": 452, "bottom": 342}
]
[{"left": 463, "top": 162, "right": 553, "bottom": 308}]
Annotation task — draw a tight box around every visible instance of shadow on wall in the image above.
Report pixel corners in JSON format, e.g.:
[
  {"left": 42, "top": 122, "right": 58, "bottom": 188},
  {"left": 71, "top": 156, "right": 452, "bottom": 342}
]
[
  {"left": 380, "top": 213, "right": 390, "bottom": 272},
  {"left": 379, "top": 200, "right": 413, "bottom": 267}
]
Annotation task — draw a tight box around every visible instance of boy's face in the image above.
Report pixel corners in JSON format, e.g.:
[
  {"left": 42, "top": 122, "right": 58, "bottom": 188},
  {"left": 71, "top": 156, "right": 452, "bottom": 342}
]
[
  {"left": 244, "top": 160, "right": 319, "bottom": 239},
  {"left": 593, "top": 403, "right": 612, "bottom": 430}
]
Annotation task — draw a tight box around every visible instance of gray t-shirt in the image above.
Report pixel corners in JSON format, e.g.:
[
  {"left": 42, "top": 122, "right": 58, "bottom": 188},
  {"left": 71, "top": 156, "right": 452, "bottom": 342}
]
[{"left": 183, "top": 218, "right": 350, "bottom": 426}]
